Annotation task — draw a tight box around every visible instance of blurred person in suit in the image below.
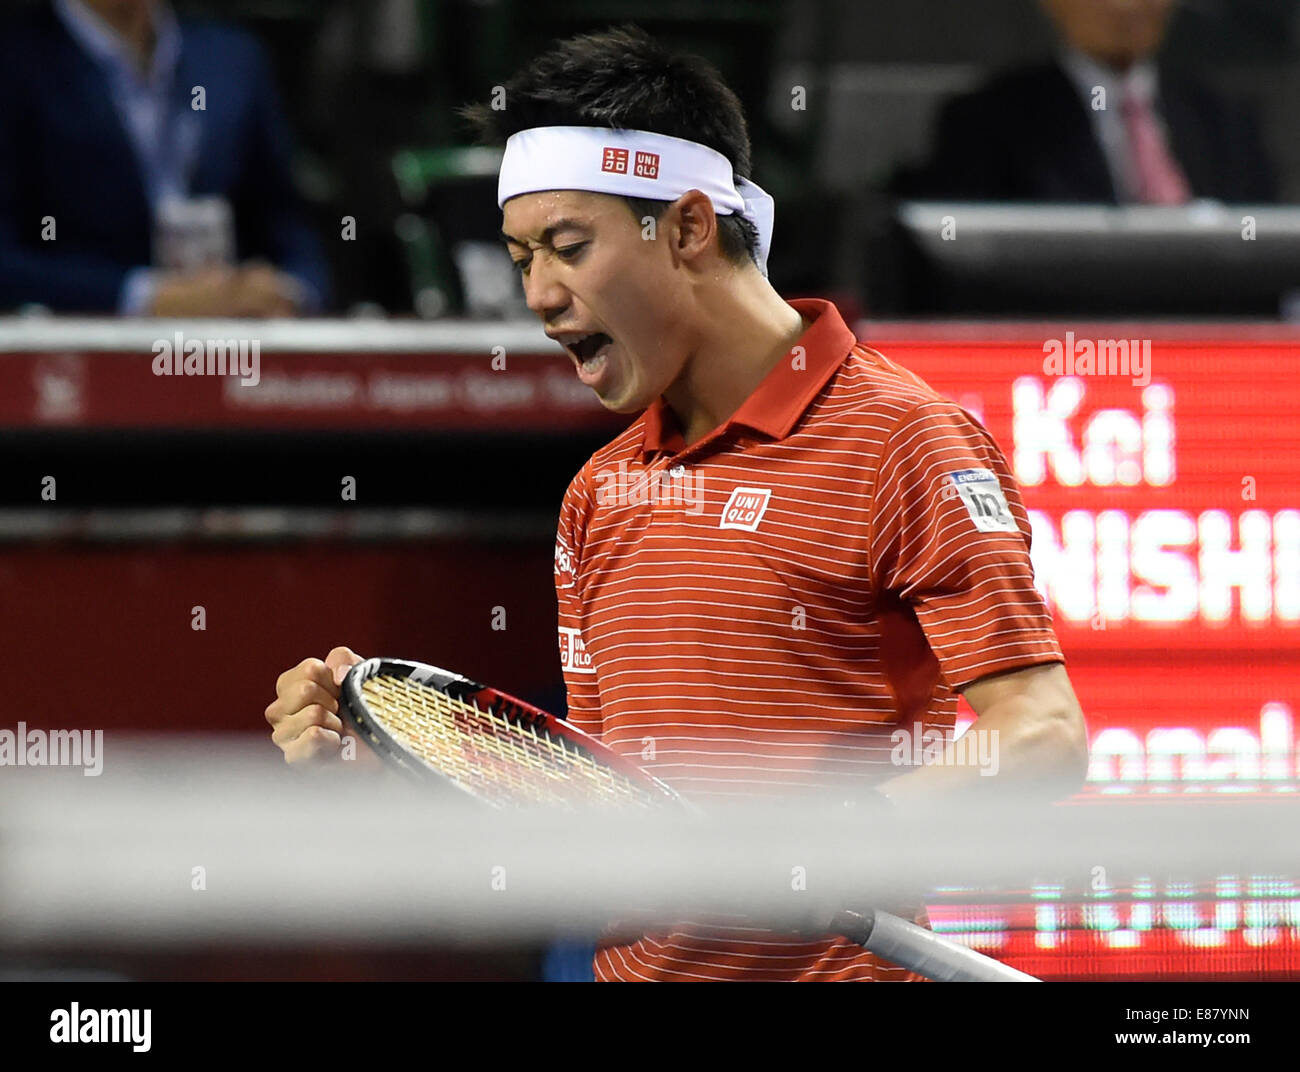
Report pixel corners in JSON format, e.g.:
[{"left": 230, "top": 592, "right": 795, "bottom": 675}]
[
  {"left": 897, "top": 0, "right": 1276, "bottom": 204},
  {"left": 0, "top": 0, "right": 331, "bottom": 315}
]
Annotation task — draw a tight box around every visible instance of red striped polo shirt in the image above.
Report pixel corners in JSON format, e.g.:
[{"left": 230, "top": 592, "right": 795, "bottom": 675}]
[{"left": 554, "top": 297, "right": 1064, "bottom": 981}]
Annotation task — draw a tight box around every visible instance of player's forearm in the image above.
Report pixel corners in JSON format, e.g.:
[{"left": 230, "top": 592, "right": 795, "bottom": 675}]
[{"left": 876, "top": 678, "right": 1089, "bottom": 809}]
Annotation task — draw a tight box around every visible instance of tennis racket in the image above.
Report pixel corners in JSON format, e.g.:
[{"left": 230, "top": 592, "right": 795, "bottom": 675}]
[
  {"left": 338, "top": 656, "right": 1038, "bottom": 981},
  {"left": 338, "top": 656, "right": 685, "bottom": 810}
]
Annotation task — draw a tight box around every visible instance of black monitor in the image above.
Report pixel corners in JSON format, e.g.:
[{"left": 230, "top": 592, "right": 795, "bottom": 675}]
[{"left": 894, "top": 202, "right": 1300, "bottom": 317}]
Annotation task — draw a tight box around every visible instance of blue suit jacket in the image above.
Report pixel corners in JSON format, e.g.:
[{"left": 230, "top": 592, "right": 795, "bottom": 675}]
[{"left": 0, "top": 3, "right": 331, "bottom": 312}]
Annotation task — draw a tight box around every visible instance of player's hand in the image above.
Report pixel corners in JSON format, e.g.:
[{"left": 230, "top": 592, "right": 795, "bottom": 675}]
[
  {"left": 782, "top": 791, "right": 924, "bottom": 937},
  {"left": 265, "top": 646, "right": 365, "bottom": 766}
]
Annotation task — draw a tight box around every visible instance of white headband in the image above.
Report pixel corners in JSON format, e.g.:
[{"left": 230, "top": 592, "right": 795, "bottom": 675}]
[{"left": 497, "top": 125, "right": 774, "bottom": 275}]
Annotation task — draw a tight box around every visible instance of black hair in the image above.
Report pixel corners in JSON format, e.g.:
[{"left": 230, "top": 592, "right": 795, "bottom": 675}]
[{"left": 459, "top": 24, "right": 759, "bottom": 268}]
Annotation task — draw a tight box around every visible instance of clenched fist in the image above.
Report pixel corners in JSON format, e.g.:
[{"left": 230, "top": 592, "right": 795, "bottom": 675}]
[{"left": 264, "top": 646, "right": 365, "bottom": 765}]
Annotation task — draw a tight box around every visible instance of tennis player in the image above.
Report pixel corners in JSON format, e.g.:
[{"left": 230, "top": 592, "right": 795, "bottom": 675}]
[{"left": 265, "top": 25, "right": 1089, "bottom": 981}]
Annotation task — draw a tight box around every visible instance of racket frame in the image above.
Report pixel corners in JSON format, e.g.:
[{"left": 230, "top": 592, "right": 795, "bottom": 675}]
[{"left": 339, "top": 657, "right": 687, "bottom": 808}]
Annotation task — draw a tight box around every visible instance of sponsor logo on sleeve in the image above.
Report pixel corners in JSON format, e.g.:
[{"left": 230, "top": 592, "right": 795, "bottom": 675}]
[
  {"left": 945, "top": 468, "right": 1018, "bottom": 532},
  {"left": 558, "top": 626, "right": 595, "bottom": 674},
  {"left": 719, "top": 486, "right": 772, "bottom": 531},
  {"left": 554, "top": 536, "right": 575, "bottom": 590}
]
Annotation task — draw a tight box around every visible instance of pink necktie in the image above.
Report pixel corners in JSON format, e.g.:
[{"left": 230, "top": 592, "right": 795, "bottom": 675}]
[{"left": 1121, "top": 89, "right": 1192, "bottom": 204}]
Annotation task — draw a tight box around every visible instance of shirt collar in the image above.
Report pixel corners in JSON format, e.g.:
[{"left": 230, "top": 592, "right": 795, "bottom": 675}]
[
  {"left": 1059, "top": 47, "right": 1158, "bottom": 109},
  {"left": 640, "top": 297, "right": 857, "bottom": 458},
  {"left": 55, "top": 0, "right": 181, "bottom": 88}
]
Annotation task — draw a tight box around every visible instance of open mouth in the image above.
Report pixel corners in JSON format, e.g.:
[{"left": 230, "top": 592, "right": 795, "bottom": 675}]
[{"left": 569, "top": 332, "right": 612, "bottom": 362}]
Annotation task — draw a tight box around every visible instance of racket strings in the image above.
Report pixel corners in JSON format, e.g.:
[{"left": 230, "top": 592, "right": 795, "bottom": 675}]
[{"left": 360, "top": 676, "right": 662, "bottom": 808}]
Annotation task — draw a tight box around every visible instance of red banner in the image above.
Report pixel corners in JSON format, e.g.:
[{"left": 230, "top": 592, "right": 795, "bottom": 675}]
[
  {"left": 872, "top": 329, "right": 1300, "bottom": 978},
  {"left": 0, "top": 344, "right": 621, "bottom": 431},
  {"left": 866, "top": 335, "right": 1300, "bottom": 652}
]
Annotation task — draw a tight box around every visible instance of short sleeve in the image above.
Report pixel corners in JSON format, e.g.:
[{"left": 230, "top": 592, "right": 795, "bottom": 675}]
[
  {"left": 555, "top": 464, "right": 604, "bottom": 737},
  {"left": 869, "top": 400, "right": 1063, "bottom": 690}
]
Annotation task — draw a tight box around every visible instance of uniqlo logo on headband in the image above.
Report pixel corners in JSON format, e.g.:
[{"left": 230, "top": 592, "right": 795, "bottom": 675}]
[
  {"left": 601, "top": 147, "right": 628, "bottom": 174},
  {"left": 634, "top": 151, "right": 660, "bottom": 179}
]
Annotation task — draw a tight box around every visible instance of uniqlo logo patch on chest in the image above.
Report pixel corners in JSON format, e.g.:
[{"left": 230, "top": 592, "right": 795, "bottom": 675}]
[
  {"left": 946, "top": 468, "right": 1018, "bottom": 532},
  {"left": 633, "top": 151, "right": 660, "bottom": 179},
  {"left": 601, "top": 147, "right": 628, "bottom": 173},
  {"left": 720, "top": 487, "right": 772, "bottom": 531}
]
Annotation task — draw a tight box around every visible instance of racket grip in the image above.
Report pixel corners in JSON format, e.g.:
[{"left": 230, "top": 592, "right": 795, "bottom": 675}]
[{"left": 830, "top": 907, "right": 1039, "bottom": 982}]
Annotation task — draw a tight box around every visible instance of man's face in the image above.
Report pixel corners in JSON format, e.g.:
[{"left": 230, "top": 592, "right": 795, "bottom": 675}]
[
  {"left": 501, "top": 189, "right": 693, "bottom": 414},
  {"left": 1043, "top": 0, "right": 1175, "bottom": 70}
]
